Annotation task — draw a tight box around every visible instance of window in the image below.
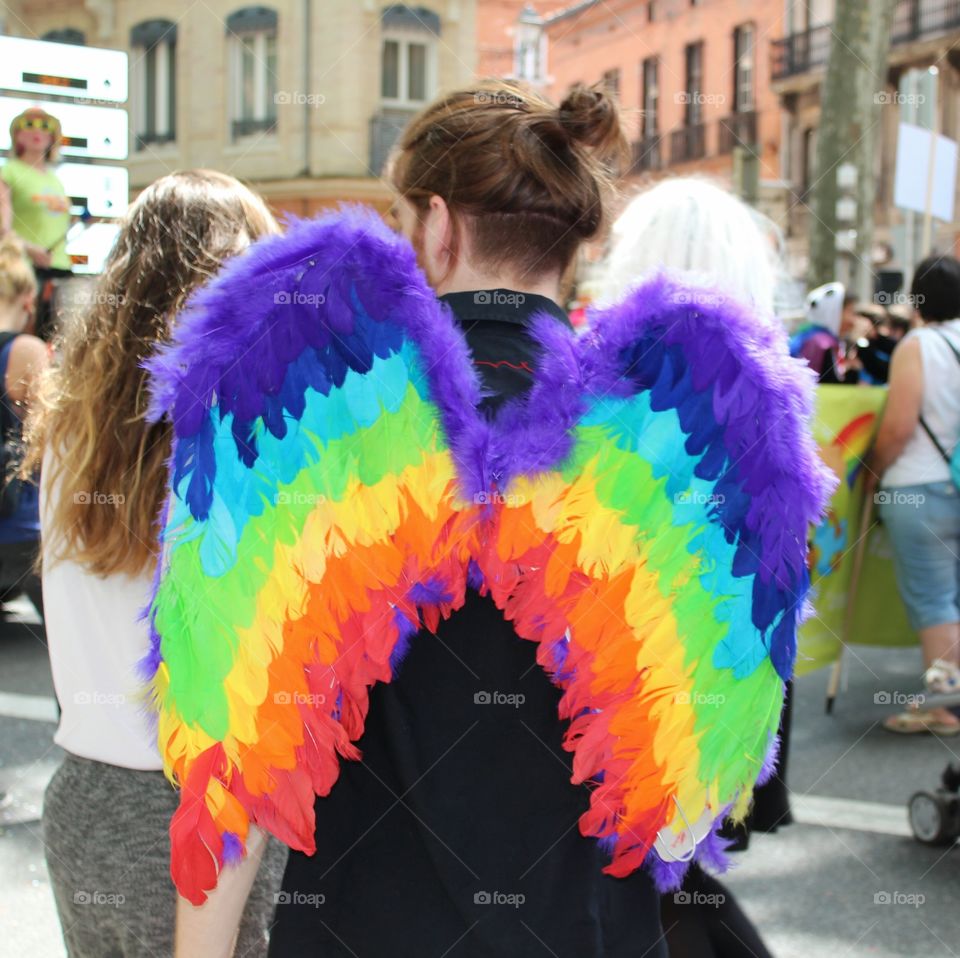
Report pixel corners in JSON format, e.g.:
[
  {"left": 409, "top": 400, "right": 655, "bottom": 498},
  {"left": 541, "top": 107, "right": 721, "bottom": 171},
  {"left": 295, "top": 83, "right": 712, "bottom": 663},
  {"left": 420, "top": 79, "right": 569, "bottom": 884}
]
[
  {"left": 684, "top": 42, "right": 704, "bottom": 126},
  {"left": 641, "top": 57, "right": 659, "bottom": 137},
  {"left": 515, "top": 35, "right": 543, "bottom": 82},
  {"left": 602, "top": 68, "right": 621, "bottom": 100},
  {"left": 227, "top": 7, "right": 278, "bottom": 140},
  {"left": 381, "top": 35, "right": 435, "bottom": 106},
  {"left": 514, "top": 8, "right": 546, "bottom": 83},
  {"left": 733, "top": 24, "right": 755, "bottom": 112},
  {"left": 131, "top": 20, "right": 176, "bottom": 149},
  {"left": 371, "top": 8, "right": 441, "bottom": 174}
]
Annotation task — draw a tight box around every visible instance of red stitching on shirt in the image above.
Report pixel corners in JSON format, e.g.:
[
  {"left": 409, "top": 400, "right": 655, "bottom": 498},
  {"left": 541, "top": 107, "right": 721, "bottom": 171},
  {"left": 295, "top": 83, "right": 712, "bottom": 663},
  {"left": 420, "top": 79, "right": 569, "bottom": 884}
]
[{"left": 474, "top": 360, "right": 534, "bottom": 373}]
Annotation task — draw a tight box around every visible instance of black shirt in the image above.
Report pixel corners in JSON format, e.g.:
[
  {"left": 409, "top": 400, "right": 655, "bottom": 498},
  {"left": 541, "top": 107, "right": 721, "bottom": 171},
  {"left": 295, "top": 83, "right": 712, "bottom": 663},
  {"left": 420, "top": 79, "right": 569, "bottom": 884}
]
[{"left": 269, "top": 291, "right": 666, "bottom": 958}]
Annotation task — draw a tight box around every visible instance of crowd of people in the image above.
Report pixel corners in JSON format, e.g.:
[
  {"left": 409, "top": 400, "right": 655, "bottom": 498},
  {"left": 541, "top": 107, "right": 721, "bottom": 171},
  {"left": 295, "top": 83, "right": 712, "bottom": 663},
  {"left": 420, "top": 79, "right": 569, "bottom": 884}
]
[{"left": 0, "top": 78, "right": 957, "bottom": 958}]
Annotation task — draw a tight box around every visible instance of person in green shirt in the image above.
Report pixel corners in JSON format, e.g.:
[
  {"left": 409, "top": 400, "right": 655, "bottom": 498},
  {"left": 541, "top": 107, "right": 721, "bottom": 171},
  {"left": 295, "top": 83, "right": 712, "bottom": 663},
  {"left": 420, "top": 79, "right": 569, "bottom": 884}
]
[
  {"left": 0, "top": 107, "right": 71, "bottom": 271},
  {"left": 0, "top": 107, "right": 73, "bottom": 339}
]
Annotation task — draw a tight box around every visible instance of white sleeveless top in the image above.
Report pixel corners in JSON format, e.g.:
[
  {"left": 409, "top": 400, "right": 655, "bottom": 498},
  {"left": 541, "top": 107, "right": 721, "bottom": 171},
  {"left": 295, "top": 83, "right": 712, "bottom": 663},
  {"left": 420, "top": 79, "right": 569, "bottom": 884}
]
[
  {"left": 40, "top": 452, "right": 163, "bottom": 770},
  {"left": 883, "top": 319, "right": 960, "bottom": 488}
]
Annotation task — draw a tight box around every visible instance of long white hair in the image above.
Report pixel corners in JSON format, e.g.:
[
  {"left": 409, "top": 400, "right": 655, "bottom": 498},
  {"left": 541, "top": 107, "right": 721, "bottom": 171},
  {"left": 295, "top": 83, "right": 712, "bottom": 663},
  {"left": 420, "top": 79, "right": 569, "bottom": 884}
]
[{"left": 599, "top": 177, "right": 783, "bottom": 316}]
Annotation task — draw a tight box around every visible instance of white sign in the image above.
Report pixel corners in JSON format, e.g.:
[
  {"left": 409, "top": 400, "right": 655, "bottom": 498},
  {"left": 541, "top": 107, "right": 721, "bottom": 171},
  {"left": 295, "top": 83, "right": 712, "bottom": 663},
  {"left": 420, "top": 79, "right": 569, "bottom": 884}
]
[
  {"left": 0, "top": 96, "right": 128, "bottom": 161},
  {"left": 65, "top": 222, "right": 121, "bottom": 275},
  {"left": 0, "top": 36, "right": 127, "bottom": 102},
  {"left": 1, "top": 158, "right": 129, "bottom": 218},
  {"left": 55, "top": 162, "right": 128, "bottom": 217},
  {"left": 893, "top": 122, "right": 958, "bottom": 222}
]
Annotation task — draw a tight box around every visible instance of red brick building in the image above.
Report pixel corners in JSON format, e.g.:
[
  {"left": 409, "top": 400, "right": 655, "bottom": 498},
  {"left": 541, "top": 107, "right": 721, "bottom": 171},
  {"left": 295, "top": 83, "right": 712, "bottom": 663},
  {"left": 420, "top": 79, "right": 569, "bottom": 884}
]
[{"left": 478, "top": 1, "right": 784, "bottom": 198}]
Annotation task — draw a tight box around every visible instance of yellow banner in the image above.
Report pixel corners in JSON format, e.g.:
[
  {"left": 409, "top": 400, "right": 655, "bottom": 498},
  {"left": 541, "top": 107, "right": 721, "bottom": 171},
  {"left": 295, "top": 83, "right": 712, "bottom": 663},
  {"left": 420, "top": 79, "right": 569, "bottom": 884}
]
[{"left": 796, "top": 385, "right": 918, "bottom": 675}]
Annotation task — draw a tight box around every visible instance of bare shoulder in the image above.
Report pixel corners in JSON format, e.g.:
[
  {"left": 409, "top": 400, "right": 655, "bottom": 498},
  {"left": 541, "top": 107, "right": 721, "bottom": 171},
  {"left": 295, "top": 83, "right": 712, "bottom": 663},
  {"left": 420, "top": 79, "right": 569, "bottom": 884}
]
[{"left": 5, "top": 334, "right": 50, "bottom": 405}]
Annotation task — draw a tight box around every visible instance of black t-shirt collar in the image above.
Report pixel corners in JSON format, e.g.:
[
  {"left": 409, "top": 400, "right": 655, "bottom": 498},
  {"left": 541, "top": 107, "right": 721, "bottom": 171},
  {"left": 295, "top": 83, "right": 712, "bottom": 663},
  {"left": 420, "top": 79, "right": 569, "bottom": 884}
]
[{"left": 440, "top": 289, "right": 570, "bottom": 327}]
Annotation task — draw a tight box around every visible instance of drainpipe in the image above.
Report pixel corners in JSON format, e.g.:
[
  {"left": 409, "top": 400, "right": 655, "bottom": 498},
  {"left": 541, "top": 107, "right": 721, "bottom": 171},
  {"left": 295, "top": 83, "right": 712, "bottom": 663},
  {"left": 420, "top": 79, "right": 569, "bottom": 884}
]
[{"left": 302, "top": 0, "right": 311, "bottom": 179}]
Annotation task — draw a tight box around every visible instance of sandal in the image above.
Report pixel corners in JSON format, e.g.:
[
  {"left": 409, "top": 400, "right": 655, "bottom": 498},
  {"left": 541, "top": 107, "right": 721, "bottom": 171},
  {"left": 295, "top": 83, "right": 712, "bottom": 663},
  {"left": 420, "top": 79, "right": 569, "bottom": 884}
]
[
  {"left": 924, "top": 659, "right": 960, "bottom": 695},
  {"left": 883, "top": 709, "right": 960, "bottom": 736}
]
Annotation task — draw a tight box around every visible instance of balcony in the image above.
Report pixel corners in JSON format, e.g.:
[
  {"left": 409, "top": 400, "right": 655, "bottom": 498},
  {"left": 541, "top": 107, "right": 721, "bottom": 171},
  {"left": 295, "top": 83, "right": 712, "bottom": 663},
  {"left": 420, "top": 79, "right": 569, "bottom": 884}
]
[
  {"left": 718, "top": 111, "right": 757, "bottom": 154},
  {"left": 770, "top": 24, "right": 832, "bottom": 79},
  {"left": 773, "top": 0, "right": 960, "bottom": 80},
  {"left": 891, "top": 0, "right": 960, "bottom": 42},
  {"left": 670, "top": 123, "right": 706, "bottom": 164},
  {"left": 630, "top": 134, "right": 663, "bottom": 173}
]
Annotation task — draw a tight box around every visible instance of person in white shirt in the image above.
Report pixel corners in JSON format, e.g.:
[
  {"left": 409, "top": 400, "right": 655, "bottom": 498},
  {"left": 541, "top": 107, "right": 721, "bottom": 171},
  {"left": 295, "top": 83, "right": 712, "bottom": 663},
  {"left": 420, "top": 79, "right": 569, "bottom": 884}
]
[
  {"left": 868, "top": 255, "right": 960, "bottom": 735},
  {"left": 23, "top": 170, "right": 288, "bottom": 957}
]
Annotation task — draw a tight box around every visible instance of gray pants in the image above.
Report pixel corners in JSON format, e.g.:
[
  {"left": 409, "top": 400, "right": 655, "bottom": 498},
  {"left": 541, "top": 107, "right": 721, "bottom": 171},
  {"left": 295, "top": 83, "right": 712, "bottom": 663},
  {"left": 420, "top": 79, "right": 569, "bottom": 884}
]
[{"left": 43, "top": 753, "right": 288, "bottom": 957}]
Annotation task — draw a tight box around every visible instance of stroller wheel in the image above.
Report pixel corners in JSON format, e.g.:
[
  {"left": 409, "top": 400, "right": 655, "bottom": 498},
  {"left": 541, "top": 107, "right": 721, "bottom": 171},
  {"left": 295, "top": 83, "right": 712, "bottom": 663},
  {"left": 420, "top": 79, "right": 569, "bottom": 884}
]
[{"left": 908, "top": 791, "right": 955, "bottom": 845}]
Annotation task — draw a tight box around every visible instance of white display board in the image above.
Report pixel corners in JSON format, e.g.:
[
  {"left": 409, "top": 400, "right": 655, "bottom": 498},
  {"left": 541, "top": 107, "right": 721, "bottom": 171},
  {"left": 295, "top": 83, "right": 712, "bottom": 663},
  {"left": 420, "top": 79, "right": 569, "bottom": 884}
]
[
  {"left": 0, "top": 95, "right": 128, "bottom": 160},
  {"left": 0, "top": 36, "right": 127, "bottom": 103},
  {"left": 893, "top": 122, "right": 958, "bottom": 223},
  {"left": 1, "top": 158, "right": 130, "bottom": 218},
  {"left": 65, "top": 221, "right": 121, "bottom": 274}
]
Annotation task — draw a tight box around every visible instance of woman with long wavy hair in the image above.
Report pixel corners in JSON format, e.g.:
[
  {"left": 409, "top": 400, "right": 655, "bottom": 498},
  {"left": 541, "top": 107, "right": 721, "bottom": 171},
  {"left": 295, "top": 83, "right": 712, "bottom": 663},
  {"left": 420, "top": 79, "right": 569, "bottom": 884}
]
[{"left": 24, "top": 170, "right": 288, "bottom": 958}]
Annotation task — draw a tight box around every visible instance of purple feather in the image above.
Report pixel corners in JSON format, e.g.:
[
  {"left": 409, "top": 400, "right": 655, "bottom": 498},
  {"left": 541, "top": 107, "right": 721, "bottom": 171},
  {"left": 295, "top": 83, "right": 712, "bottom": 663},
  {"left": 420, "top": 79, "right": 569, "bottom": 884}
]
[{"left": 221, "top": 831, "right": 244, "bottom": 866}]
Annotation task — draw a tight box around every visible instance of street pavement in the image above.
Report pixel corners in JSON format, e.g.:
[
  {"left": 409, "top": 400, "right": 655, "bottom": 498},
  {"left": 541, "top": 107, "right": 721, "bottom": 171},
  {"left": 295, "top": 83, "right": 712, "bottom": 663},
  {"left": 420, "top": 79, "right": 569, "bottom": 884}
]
[{"left": 1, "top": 599, "right": 959, "bottom": 958}]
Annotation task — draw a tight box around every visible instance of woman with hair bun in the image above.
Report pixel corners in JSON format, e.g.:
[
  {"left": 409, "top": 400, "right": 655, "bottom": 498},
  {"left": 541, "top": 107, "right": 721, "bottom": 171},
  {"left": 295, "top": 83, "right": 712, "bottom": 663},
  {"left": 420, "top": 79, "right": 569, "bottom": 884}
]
[{"left": 174, "top": 82, "right": 673, "bottom": 958}]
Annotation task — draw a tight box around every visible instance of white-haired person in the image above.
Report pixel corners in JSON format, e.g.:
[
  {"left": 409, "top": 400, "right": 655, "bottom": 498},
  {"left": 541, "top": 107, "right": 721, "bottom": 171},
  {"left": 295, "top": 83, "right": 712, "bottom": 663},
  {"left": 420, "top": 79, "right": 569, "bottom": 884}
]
[
  {"left": 601, "top": 176, "right": 782, "bottom": 314},
  {"left": 600, "top": 176, "right": 785, "bottom": 958}
]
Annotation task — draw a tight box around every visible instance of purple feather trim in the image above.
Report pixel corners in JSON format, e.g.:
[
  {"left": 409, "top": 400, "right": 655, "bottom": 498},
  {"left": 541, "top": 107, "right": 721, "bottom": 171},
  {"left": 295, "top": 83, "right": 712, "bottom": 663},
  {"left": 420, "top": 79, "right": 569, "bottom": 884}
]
[
  {"left": 643, "top": 812, "right": 737, "bottom": 892},
  {"left": 221, "top": 831, "right": 244, "bottom": 866},
  {"left": 644, "top": 728, "right": 783, "bottom": 892}
]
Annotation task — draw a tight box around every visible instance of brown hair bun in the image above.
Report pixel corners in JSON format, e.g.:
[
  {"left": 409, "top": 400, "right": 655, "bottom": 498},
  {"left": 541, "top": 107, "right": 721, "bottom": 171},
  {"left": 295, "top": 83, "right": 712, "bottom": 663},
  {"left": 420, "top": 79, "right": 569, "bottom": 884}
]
[{"left": 557, "top": 84, "right": 623, "bottom": 156}]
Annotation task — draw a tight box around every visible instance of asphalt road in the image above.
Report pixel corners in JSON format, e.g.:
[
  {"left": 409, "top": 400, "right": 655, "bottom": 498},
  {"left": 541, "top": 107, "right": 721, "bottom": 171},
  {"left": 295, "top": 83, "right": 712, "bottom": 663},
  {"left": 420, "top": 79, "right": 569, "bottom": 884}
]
[{"left": 1, "top": 598, "right": 958, "bottom": 958}]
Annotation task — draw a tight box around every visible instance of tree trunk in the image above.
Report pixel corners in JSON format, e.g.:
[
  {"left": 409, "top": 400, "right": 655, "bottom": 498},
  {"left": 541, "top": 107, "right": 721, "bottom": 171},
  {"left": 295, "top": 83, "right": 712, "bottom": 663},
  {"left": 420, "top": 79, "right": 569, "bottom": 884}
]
[{"left": 807, "top": 0, "right": 896, "bottom": 293}]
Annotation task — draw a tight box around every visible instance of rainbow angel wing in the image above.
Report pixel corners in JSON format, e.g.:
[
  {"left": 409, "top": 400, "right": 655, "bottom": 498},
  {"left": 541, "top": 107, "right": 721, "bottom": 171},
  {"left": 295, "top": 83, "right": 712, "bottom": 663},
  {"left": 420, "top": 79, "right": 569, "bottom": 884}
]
[
  {"left": 476, "top": 280, "right": 835, "bottom": 883},
  {"left": 146, "top": 209, "right": 833, "bottom": 905},
  {"left": 145, "top": 209, "right": 490, "bottom": 903}
]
